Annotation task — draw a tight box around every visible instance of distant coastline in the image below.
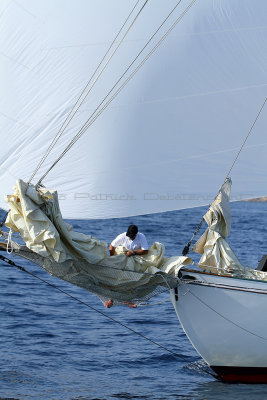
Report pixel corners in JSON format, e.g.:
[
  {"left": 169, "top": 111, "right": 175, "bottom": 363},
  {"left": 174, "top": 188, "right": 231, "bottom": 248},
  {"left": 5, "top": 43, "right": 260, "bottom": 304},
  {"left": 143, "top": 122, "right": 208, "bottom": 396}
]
[{"left": 243, "top": 197, "right": 267, "bottom": 202}]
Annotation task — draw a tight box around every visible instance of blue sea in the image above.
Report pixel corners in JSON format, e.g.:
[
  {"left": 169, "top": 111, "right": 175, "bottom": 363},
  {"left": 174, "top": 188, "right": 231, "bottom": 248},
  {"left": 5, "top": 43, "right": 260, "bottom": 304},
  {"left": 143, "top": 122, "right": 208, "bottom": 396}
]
[{"left": 1, "top": 202, "right": 267, "bottom": 400}]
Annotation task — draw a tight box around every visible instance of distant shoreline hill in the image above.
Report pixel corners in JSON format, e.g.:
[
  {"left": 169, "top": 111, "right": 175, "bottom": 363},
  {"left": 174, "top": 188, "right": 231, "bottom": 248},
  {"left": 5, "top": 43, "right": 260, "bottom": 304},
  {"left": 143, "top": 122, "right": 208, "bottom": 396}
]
[{"left": 243, "top": 197, "right": 267, "bottom": 202}]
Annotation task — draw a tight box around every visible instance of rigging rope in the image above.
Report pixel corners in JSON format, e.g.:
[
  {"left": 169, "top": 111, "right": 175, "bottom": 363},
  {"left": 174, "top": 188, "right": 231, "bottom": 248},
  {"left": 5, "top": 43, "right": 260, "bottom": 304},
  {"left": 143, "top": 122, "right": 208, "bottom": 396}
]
[
  {"left": 225, "top": 97, "right": 267, "bottom": 179},
  {"left": 28, "top": 0, "right": 148, "bottom": 184},
  {"left": 182, "top": 218, "right": 205, "bottom": 256},
  {"left": 0, "top": 229, "right": 178, "bottom": 297},
  {"left": 36, "top": 0, "right": 197, "bottom": 185},
  {"left": 0, "top": 253, "right": 187, "bottom": 361},
  {"left": 182, "top": 97, "right": 267, "bottom": 256}
]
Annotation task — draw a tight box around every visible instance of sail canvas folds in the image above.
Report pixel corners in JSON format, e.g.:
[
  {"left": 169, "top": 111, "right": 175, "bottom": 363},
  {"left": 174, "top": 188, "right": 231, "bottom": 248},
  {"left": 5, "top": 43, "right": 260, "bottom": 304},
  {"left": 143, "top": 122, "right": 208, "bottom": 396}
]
[
  {"left": 5, "top": 180, "right": 191, "bottom": 303},
  {"left": 193, "top": 179, "right": 267, "bottom": 281},
  {"left": 1, "top": 0, "right": 267, "bottom": 301},
  {"left": 2, "top": 1, "right": 267, "bottom": 383},
  {"left": 193, "top": 179, "right": 244, "bottom": 274}
]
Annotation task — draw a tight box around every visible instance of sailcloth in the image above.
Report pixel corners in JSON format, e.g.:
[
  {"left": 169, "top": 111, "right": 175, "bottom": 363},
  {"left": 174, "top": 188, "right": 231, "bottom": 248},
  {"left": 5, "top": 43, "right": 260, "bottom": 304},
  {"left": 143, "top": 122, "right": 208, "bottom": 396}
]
[
  {"left": 5, "top": 180, "right": 191, "bottom": 304},
  {"left": 1, "top": 1, "right": 267, "bottom": 301},
  {"left": 193, "top": 179, "right": 267, "bottom": 281},
  {"left": 193, "top": 178, "right": 244, "bottom": 274},
  {"left": 1, "top": 1, "right": 267, "bottom": 219}
]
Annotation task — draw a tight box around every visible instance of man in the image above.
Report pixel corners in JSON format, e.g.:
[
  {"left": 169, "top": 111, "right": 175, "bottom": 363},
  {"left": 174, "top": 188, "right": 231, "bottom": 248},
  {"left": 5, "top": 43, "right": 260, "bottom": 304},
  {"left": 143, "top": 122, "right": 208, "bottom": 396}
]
[
  {"left": 109, "top": 224, "right": 148, "bottom": 257},
  {"left": 105, "top": 225, "right": 149, "bottom": 309}
]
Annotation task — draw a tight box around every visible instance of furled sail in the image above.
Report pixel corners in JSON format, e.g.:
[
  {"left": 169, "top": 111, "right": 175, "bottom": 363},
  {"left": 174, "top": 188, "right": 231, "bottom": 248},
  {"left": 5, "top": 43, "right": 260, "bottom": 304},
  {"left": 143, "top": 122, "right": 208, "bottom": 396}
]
[
  {"left": 4, "top": 180, "right": 191, "bottom": 304},
  {"left": 1, "top": 1, "right": 267, "bottom": 219},
  {"left": 193, "top": 178, "right": 244, "bottom": 274},
  {"left": 193, "top": 178, "right": 267, "bottom": 281}
]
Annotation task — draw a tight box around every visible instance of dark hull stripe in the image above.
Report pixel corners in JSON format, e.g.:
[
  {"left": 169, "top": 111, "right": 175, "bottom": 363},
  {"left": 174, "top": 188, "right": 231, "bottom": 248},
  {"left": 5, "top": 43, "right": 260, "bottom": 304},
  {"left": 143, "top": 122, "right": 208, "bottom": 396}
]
[{"left": 211, "top": 366, "right": 267, "bottom": 383}]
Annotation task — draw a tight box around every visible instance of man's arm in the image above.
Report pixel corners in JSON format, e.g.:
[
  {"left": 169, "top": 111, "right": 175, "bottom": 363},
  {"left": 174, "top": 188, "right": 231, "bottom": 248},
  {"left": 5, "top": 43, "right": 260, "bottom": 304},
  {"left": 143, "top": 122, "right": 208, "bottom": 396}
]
[
  {"left": 109, "top": 244, "right": 116, "bottom": 256},
  {"left": 126, "top": 249, "right": 148, "bottom": 257}
]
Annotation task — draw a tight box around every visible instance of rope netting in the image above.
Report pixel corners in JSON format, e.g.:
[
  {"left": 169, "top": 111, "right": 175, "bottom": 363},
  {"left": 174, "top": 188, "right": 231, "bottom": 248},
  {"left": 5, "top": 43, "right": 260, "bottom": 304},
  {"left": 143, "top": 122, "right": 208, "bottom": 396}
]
[{"left": 5, "top": 239, "right": 177, "bottom": 306}]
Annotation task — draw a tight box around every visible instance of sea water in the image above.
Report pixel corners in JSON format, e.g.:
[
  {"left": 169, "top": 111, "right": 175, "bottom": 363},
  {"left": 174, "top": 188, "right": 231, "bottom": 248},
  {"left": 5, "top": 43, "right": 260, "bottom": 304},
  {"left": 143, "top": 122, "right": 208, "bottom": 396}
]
[{"left": 1, "top": 202, "right": 267, "bottom": 400}]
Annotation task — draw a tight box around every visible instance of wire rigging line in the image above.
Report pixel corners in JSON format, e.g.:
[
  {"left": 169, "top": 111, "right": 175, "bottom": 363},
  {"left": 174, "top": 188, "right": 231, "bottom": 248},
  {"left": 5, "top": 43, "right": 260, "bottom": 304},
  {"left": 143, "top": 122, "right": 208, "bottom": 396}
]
[
  {"left": 0, "top": 254, "right": 187, "bottom": 361},
  {"left": 182, "top": 97, "right": 267, "bottom": 256},
  {"left": 225, "top": 97, "right": 267, "bottom": 180},
  {"left": 215, "top": 97, "right": 267, "bottom": 201},
  {"left": 28, "top": 0, "right": 148, "bottom": 184},
  {"left": 36, "top": 0, "right": 197, "bottom": 185}
]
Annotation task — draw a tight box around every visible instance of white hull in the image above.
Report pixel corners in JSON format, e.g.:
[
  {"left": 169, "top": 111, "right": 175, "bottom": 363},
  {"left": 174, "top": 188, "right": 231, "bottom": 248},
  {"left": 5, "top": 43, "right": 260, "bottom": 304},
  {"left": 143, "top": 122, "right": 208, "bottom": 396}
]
[{"left": 171, "top": 269, "right": 267, "bottom": 382}]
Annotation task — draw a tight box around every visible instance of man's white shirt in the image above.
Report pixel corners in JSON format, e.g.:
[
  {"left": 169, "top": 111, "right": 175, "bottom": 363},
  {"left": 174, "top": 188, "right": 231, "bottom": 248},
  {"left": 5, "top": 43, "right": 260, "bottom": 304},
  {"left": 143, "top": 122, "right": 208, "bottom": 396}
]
[{"left": 111, "top": 232, "right": 148, "bottom": 251}]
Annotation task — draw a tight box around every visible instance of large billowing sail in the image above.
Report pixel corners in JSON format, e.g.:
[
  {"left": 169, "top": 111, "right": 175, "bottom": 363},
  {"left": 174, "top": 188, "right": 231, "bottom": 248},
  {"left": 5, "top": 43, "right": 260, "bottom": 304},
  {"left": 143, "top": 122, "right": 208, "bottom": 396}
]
[{"left": 1, "top": 0, "right": 267, "bottom": 219}]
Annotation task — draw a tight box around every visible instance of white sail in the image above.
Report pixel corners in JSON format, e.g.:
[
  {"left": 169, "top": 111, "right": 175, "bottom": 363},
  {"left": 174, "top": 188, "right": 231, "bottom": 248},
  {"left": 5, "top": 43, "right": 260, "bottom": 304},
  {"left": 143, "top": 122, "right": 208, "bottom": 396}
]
[
  {"left": 1, "top": 0, "right": 267, "bottom": 219},
  {"left": 4, "top": 179, "right": 192, "bottom": 304}
]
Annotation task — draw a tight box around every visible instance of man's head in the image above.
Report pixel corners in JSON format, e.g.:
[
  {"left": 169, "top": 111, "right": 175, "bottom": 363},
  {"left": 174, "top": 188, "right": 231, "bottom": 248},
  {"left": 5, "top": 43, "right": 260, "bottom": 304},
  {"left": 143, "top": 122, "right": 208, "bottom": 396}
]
[{"left": 126, "top": 224, "right": 138, "bottom": 240}]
